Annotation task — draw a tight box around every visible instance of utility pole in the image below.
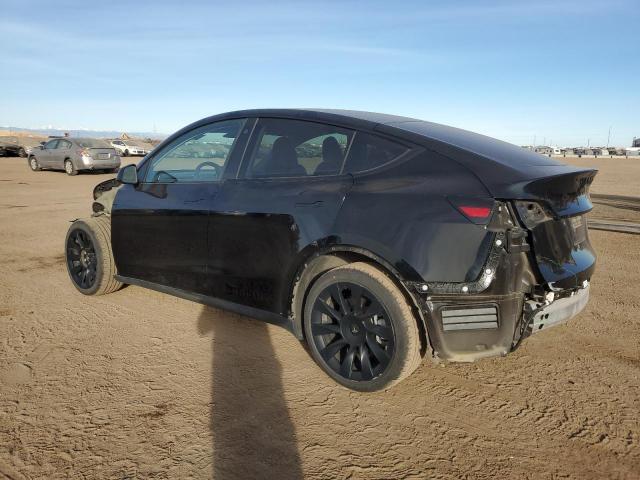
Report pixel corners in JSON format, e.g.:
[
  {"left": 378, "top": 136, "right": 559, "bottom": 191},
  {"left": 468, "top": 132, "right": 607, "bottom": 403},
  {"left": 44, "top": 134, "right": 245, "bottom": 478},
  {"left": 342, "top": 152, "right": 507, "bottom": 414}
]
[{"left": 607, "top": 126, "right": 612, "bottom": 148}]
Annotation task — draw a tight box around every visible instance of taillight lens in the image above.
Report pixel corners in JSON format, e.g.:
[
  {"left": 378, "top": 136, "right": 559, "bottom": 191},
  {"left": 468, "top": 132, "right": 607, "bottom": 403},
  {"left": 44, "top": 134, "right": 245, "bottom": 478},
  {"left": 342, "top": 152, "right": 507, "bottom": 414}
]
[
  {"left": 448, "top": 196, "right": 495, "bottom": 224},
  {"left": 458, "top": 206, "right": 492, "bottom": 218}
]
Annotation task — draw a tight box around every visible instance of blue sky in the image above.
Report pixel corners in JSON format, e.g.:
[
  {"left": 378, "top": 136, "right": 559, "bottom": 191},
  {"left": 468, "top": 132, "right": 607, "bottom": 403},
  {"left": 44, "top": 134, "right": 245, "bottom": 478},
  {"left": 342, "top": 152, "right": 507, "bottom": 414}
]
[{"left": 1, "top": 0, "right": 638, "bottom": 146}]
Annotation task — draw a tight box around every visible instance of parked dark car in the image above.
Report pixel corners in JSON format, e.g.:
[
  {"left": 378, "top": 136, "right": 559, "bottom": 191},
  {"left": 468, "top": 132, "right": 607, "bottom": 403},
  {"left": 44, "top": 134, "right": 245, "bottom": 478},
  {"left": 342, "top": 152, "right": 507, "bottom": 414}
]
[
  {"left": 64, "top": 109, "right": 596, "bottom": 391},
  {"left": 29, "top": 138, "right": 120, "bottom": 175},
  {"left": 0, "top": 136, "right": 27, "bottom": 157}
]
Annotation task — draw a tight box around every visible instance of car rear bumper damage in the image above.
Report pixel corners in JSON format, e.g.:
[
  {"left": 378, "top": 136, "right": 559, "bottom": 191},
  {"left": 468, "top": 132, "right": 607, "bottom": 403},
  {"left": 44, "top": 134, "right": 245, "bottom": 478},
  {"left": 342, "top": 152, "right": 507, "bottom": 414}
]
[
  {"left": 525, "top": 285, "right": 589, "bottom": 335},
  {"left": 413, "top": 281, "right": 590, "bottom": 363},
  {"left": 406, "top": 199, "right": 594, "bottom": 363}
]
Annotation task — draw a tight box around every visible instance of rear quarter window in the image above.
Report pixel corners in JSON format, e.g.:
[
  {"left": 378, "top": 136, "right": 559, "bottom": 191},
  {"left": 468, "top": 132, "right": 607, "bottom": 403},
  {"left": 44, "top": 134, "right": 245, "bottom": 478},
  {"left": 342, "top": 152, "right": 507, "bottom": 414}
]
[{"left": 344, "top": 132, "right": 409, "bottom": 173}]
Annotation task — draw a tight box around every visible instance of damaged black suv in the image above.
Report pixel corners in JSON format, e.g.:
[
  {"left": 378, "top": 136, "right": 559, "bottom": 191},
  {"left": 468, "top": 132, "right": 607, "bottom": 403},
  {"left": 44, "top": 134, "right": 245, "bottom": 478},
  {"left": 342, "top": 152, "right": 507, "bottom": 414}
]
[{"left": 65, "top": 109, "right": 596, "bottom": 391}]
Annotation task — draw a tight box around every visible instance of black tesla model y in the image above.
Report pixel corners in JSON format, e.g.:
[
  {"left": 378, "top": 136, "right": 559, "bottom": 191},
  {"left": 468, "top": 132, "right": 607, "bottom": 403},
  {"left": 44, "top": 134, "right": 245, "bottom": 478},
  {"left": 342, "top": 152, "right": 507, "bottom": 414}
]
[{"left": 65, "top": 109, "right": 596, "bottom": 391}]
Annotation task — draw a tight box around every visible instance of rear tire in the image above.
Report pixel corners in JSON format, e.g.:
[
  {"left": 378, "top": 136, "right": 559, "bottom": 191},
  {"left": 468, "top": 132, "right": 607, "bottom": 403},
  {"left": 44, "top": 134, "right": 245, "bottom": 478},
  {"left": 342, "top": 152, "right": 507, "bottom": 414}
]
[
  {"left": 303, "top": 262, "right": 422, "bottom": 391},
  {"left": 123, "top": 149, "right": 129, "bottom": 157},
  {"left": 18, "top": 147, "right": 26, "bottom": 157},
  {"left": 65, "top": 160, "right": 78, "bottom": 176},
  {"left": 28, "top": 156, "right": 41, "bottom": 171},
  {"left": 65, "top": 216, "right": 122, "bottom": 296}
]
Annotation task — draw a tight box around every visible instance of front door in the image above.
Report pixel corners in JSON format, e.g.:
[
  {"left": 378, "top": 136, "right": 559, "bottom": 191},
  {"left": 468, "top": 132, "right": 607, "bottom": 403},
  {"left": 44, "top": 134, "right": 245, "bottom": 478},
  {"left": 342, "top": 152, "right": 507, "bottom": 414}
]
[
  {"left": 206, "top": 117, "right": 355, "bottom": 314},
  {"left": 111, "top": 118, "right": 249, "bottom": 294},
  {"left": 38, "top": 139, "right": 59, "bottom": 167}
]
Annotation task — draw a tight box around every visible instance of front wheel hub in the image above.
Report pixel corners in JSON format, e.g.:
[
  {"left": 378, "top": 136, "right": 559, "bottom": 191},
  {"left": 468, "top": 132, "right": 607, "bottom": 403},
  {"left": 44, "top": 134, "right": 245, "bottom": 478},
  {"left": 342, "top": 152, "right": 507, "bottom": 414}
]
[{"left": 66, "top": 229, "right": 97, "bottom": 289}]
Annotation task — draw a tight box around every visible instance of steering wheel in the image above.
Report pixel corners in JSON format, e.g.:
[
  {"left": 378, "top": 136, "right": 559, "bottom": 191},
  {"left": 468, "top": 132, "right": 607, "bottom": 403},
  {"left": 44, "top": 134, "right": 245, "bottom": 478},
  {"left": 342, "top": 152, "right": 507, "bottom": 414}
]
[{"left": 194, "top": 161, "right": 222, "bottom": 179}]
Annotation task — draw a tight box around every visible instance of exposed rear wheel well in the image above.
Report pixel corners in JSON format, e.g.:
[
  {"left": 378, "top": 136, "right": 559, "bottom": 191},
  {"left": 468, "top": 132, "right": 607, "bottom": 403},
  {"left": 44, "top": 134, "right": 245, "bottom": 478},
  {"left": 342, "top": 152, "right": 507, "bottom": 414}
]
[{"left": 290, "top": 250, "right": 429, "bottom": 356}]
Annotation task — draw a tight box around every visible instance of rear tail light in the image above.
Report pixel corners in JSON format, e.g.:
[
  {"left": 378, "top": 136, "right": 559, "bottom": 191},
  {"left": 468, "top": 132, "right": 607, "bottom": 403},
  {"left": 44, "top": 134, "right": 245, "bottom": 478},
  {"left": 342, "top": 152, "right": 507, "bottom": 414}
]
[
  {"left": 448, "top": 196, "right": 495, "bottom": 224},
  {"left": 458, "top": 206, "right": 492, "bottom": 218}
]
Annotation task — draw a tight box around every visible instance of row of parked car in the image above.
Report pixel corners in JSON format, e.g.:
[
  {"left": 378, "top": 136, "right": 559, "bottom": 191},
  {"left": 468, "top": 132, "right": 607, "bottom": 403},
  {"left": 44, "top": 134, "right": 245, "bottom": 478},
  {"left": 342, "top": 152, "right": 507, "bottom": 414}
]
[
  {"left": 0, "top": 136, "right": 151, "bottom": 157},
  {"left": 24, "top": 137, "right": 151, "bottom": 175}
]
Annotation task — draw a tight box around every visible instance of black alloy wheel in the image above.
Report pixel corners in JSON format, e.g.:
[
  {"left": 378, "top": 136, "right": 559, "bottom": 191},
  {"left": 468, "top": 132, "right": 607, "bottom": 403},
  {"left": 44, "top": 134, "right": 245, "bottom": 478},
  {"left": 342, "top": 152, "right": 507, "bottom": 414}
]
[
  {"left": 309, "top": 281, "right": 396, "bottom": 382},
  {"left": 66, "top": 229, "right": 98, "bottom": 290}
]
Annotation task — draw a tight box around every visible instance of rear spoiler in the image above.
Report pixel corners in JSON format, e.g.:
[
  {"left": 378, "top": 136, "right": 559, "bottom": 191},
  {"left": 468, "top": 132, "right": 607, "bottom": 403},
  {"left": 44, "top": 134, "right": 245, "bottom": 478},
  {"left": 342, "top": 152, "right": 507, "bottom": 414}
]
[{"left": 518, "top": 169, "right": 597, "bottom": 217}]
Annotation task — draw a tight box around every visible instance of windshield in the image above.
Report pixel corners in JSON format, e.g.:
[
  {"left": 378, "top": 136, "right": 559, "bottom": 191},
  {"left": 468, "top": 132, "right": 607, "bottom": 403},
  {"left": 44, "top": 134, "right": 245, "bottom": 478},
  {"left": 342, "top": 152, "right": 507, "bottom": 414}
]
[{"left": 77, "top": 139, "right": 110, "bottom": 148}]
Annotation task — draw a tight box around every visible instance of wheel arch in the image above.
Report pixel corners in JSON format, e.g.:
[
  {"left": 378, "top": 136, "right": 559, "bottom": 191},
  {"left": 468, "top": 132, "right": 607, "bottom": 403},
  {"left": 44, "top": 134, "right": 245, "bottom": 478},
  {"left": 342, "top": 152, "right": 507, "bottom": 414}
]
[{"left": 288, "top": 245, "right": 430, "bottom": 356}]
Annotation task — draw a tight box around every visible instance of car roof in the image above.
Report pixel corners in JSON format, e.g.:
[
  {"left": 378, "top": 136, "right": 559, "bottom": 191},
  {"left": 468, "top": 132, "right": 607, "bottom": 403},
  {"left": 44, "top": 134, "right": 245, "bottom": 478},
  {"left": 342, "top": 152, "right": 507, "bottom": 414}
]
[{"left": 217, "top": 108, "right": 417, "bottom": 129}]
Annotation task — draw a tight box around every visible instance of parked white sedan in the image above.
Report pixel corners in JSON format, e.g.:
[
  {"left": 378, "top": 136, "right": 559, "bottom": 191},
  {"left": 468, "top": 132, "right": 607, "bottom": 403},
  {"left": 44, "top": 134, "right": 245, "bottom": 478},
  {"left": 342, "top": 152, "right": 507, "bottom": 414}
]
[{"left": 110, "top": 140, "right": 148, "bottom": 157}]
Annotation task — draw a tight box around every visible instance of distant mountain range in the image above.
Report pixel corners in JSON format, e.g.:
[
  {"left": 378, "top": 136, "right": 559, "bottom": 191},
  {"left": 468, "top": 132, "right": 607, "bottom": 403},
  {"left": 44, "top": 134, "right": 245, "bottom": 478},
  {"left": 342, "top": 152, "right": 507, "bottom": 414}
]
[{"left": 0, "top": 125, "right": 167, "bottom": 140}]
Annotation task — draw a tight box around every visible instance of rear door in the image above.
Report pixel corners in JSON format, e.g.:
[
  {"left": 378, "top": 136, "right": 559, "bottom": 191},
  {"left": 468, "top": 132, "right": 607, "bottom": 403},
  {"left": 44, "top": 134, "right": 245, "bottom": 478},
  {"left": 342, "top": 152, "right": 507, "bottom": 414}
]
[
  {"left": 205, "top": 117, "right": 355, "bottom": 314},
  {"left": 111, "top": 118, "right": 249, "bottom": 294},
  {"left": 53, "top": 139, "right": 72, "bottom": 169}
]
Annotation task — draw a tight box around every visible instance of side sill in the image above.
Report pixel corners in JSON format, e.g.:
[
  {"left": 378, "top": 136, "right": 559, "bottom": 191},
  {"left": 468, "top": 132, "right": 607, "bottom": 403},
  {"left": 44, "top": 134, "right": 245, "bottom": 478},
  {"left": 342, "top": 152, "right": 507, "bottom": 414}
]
[{"left": 115, "top": 275, "right": 294, "bottom": 333}]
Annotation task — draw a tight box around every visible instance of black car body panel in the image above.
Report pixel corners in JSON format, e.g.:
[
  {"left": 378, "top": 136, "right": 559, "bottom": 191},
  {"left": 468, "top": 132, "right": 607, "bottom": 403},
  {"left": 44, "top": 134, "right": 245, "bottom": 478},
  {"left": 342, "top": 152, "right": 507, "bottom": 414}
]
[{"left": 110, "top": 109, "right": 596, "bottom": 362}]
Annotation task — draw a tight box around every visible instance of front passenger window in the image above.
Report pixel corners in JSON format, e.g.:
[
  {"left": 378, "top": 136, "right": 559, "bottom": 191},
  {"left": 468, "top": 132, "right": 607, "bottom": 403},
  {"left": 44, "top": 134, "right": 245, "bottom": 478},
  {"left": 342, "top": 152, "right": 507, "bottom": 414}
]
[{"left": 144, "top": 118, "right": 245, "bottom": 183}]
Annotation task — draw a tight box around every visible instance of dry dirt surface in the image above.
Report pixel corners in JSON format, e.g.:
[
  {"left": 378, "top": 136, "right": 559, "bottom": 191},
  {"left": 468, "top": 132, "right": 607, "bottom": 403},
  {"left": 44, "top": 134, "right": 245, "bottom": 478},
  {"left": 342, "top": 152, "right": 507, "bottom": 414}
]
[{"left": 1, "top": 156, "right": 639, "bottom": 480}]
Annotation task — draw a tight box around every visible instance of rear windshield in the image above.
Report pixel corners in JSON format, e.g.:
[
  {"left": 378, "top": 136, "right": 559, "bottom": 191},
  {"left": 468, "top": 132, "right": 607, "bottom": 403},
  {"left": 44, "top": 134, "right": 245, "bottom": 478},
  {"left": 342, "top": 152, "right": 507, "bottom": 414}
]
[{"left": 77, "top": 139, "right": 110, "bottom": 148}]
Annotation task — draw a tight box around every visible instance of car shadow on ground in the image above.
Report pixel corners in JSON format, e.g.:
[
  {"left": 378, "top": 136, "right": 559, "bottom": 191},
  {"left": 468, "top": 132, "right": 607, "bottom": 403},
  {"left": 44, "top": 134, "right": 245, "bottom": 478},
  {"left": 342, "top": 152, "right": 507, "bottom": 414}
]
[{"left": 197, "top": 306, "right": 303, "bottom": 479}]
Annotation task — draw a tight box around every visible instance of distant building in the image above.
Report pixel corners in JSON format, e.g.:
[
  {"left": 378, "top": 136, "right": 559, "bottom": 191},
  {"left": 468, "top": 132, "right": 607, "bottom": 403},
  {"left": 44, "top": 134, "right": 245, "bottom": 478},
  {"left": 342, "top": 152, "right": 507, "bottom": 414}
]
[
  {"left": 625, "top": 147, "right": 640, "bottom": 156},
  {"left": 633, "top": 137, "right": 640, "bottom": 147},
  {"left": 534, "top": 145, "right": 553, "bottom": 154}
]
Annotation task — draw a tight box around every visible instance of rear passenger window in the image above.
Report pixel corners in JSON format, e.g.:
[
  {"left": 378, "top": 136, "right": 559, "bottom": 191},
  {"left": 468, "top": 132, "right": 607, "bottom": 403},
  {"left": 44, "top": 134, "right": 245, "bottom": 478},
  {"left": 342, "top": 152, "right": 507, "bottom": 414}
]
[
  {"left": 245, "top": 118, "right": 353, "bottom": 178},
  {"left": 345, "top": 132, "right": 409, "bottom": 173}
]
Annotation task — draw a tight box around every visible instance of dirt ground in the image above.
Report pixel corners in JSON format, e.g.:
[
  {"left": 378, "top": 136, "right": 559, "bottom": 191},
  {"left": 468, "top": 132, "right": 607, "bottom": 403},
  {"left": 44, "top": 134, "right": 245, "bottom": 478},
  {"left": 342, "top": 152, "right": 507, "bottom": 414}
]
[{"left": 1, "top": 155, "right": 639, "bottom": 479}]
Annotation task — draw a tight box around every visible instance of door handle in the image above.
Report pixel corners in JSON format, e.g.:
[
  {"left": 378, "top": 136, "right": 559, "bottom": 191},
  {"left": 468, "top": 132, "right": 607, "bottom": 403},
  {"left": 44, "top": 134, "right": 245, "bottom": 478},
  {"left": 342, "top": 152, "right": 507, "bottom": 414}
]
[{"left": 295, "top": 200, "right": 324, "bottom": 208}]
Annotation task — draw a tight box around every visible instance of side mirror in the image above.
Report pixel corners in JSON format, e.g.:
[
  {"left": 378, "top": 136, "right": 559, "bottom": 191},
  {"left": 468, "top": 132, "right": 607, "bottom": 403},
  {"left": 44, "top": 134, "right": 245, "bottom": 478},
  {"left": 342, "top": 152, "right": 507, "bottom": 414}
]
[{"left": 117, "top": 164, "right": 139, "bottom": 185}]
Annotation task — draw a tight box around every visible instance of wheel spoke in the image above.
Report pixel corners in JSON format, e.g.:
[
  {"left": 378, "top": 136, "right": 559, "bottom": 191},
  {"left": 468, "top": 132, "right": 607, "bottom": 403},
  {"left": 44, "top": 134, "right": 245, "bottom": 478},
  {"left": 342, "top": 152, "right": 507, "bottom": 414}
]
[
  {"left": 82, "top": 268, "right": 89, "bottom": 286},
  {"left": 359, "top": 344, "right": 374, "bottom": 380},
  {"left": 340, "top": 346, "right": 357, "bottom": 379},
  {"left": 330, "top": 284, "right": 350, "bottom": 315},
  {"left": 67, "top": 247, "right": 80, "bottom": 258},
  {"left": 311, "top": 322, "right": 340, "bottom": 336},
  {"left": 366, "top": 333, "right": 390, "bottom": 364},
  {"left": 362, "top": 296, "right": 385, "bottom": 319},
  {"left": 320, "top": 337, "right": 348, "bottom": 362},
  {"left": 366, "top": 323, "right": 393, "bottom": 340},
  {"left": 315, "top": 298, "right": 343, "bottom": 321},
  {"left": 347, "top": 284, "right": 365, "bottom": 314},
  {"left": 74, "top": 233, "right": 86, "bottom": 248}
]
